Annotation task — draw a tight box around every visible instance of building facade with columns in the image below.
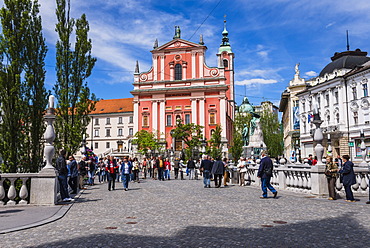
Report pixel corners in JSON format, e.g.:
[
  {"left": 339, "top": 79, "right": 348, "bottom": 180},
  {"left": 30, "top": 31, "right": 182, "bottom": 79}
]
[
  {"left": 281, "top": 49, "right": 370, "bottom": 163},
  {"left": 131, "top": 23, "right": 235, "bottom": 151}
]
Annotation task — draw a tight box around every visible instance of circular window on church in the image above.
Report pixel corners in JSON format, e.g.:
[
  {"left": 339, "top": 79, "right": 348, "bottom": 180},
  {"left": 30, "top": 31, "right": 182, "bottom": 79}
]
[{"left": 174, "top": 54, "right": 182, "bottom": 61}]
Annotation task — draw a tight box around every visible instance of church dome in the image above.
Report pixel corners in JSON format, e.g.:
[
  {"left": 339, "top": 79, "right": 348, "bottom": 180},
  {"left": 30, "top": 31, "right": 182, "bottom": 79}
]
[{"left": 319, "top": 49, "right": 370, "bottom": 77}]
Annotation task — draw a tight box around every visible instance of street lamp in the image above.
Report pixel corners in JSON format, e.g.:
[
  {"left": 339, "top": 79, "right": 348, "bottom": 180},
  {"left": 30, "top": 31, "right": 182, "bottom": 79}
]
[
  {"left": 327, "top": 133, "right": 332, "bottom": 157},
  {"left": 80, "top": 132, "right": 86, "bottom": 155},
  {"left": 360, "top": 129, "right": 368, "bottom": 167}
]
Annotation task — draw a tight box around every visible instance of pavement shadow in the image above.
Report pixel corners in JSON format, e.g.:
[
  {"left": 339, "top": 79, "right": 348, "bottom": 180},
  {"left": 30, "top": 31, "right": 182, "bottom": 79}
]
[
  {"left": 30, "top": 214, "right": 370, "bottom": 247},
  {"left": 0, "top": 209, "right": 23, "bottom": 215}
]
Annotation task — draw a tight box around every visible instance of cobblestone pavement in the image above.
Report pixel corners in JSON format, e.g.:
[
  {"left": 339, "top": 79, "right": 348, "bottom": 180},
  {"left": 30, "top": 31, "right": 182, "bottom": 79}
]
[{"left": 1, "top": 177, "right": 370, "bottom": 248}]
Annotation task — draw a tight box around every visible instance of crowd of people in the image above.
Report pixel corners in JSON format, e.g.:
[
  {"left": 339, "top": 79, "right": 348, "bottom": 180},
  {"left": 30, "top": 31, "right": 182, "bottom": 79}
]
[{"left": 54, "top": 149, "right": 369, "bottom": 204}]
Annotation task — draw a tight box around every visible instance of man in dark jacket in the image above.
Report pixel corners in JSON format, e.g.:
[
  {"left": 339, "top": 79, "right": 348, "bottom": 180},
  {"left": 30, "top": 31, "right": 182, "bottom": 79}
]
[
  {"left": 339, "top": 155, "right": 356, "bottom": 202},
  {"left": 257, "top": 151, "right": 277, "bottom": 199},
  {"left": 156, "top": 156, "right": 165, "bottom": 181},
  {"left": 56, "top": 150, "right": 72, "bottom": 201},
  {"left": 173, "top": 158, "right": 180, "bottom": 179},
  {"left": 200, "top": 155, "right": 213, "bottom": 188},
  {"left": 68, "top": 156, "right": 78, "bottom": 194},
  {"left": 211, "top": 157, "right": 224, "bottom": 188},
  {"left": 187, "top": 158, "right": 196, "bottom": 180}
]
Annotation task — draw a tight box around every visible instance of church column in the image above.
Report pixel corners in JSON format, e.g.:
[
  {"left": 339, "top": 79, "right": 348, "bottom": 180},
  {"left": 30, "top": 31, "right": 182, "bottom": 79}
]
[
  {"left": 153, "top": 55, "right": 158, "bottom": 81},
  {"left": 199, "top": 97, "right": 205, "bottom": 134},
  {"left": 191, "top": 99, "right": 197, "bottom": 125},
  {"left": 160, "top": 55, "right": 165, "bottom": 81},
  {"left": 199, "top": 52, "right": 204, "bottom": 78},
  {"left": 338, "top": 85, "right": 345, "bottom": 124},
  {"left": 219, "top": 96, "right": 227, "bottom": 138},
  {"left": 159, "top": 100, "right": 166, "bottom": 139},
  {"left": 191, "top": 52, "right": 196, "bottom": 79},
  {"left": 182, "top": 61, "right": 187, "bottom": 80},
  {"left": 152, "top": 100, "right": 158, "bottom": 134},
  {"left": 169, "top": 62, "right": 174, "bottom": 81},
  {"left": 133, "top": 100, "right": 139, "bottom": 134}
]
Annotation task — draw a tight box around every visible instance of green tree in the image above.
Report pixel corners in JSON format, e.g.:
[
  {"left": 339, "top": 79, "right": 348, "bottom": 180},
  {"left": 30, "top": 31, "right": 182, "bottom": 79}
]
[
  {"left": 260, "top": 107, "right": 283, "bottom": 158},
  {"left": 229, "top": 112, "right": 252, "bottom": 160},
  {"left": 0, "top": 0, "right": 47, "bottom": 173},
  {"left": 54, "top": 0, "right": 97, "bottom": 156},
  {"left": 132, "top": 130, "right": 160, "bottom": 156},
  {"left": 171, "top": 118, "right": 203, "bottom": 160},
  {"left": 208, "top": 125, "right": 222, "bottom": 160},
  {"left": 23, "top": 0, "right": 48, "bottom": 172}
]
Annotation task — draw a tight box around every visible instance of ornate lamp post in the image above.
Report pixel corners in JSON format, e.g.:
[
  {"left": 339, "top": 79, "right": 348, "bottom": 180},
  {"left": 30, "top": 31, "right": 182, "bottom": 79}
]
[
  {"left": 327, "top": 133, "right": 332, "bottom": 157},
  {"left": 360, "top": 129, "right": 368, "bottom": 167},
  {"left": 80, "top": 132, "right": 87, "bottom": 155}
]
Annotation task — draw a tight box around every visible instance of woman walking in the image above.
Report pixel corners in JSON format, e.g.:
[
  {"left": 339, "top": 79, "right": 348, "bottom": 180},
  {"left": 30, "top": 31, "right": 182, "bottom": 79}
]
[
  {"left": 339, "top": 155, "right": 356, "bottom": 202},
  {"left": 325, "top": 156, "right": 338, "bottom": 200},
  {"left": 132, "top": 157, "right": 140, "bottom": 182},
  {"left": 237, "top": 157, "right": 247, "bottom": 186},
  {"left": 121, "top": 157, "right": 133, "bottom": 191}
]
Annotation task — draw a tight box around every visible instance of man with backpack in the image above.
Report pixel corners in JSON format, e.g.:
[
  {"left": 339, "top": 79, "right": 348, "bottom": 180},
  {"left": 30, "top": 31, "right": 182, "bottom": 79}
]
[
  {"left": 56, "top": 150, "right": 72, "bottom": 202},
  {"left": 257, "top": 151, "right": 277, "bottom": 199}
]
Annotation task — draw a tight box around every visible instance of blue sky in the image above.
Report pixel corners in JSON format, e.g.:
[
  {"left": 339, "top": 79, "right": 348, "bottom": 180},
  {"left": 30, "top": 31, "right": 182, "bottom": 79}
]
[{"left": 3, "top": 0, "right": 370, "bottom": 107}]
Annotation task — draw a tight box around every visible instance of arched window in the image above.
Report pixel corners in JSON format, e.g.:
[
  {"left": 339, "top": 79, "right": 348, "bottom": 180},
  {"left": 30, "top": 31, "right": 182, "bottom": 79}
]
[
  {"left": 175, "top": 64, "right": 182, "bottom": 80},
  {"left": 335, "top": 113, "right": 340, "bottom": 123},
  {"left": 223, "top": 59, "right": 228, "bottom": 68}
]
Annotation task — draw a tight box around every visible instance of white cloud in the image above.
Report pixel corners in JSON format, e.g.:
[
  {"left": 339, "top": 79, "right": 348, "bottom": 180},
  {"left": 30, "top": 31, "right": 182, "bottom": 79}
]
[
  {"left": 235, "top": 78, "right": 278, "bottom": 86},
  {"left": 257, "top": 50, "right": 269, "bottom": 58},
  {"left": 325, "top": 22, "right": 336, "bottom": 28},
  {"left": 305, "top": 71, "right": 318, "bottom": 77}
]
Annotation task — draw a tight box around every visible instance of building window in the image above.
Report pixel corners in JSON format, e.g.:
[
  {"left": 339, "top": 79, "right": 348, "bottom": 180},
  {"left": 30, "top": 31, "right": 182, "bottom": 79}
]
[
  {"left": 106, "top": 129, "right": 111, "bottom": 137},
  {"left": 209, "top": 112, "right": 216, "bottom": 124},
  {"left": 363, "top": 83, "right": 368, "bottom": 97},
  {"left": 118, "top": 117, "right": 123, "bottom": 124},
  {"left": 223, "top": 59, "right": 228, "bottom": 68},
  {"left": 118, "top": 128, "right": 123, "bottom": 136},
  {"left": 129, "top": 116, "right": 133, "bottom": 123},
  {"left": 353, "top": 111, "right": 358, "bottom": 125},
  {"left": 106, "top": 142, "right": 110, "bottom": 149},
  {"left": 143, "top": 115, "right": 149, "bottom": 127},
  {"left": 166, "top": 115, "right": 172, "bottom": 126},
  {"left": 94, "top": 118, "right": 99, "bottom": 125},
  {"left": 94, "top": 129, "right": 99, "bottom": 137},
  {"left": 175, "top": 64, "right": 182, "bottom": 80},
  {"left": 317, "top": 96, "right": 320, "bottom": 110},
  {"left": 325, "top": 94, "right": 329, "bottom": 106},
  {"left": 336, "top": 113, "right": 340, "bottom": 123},
  {"left": 352, "top": 87, "right": 357, "bottom": 100},
  {"left": 129, "top": 128, "right": 133, "bottom": 136},
  {"left": 185, "top": 114, "right": 190, "bottom": 124},
  {"left": 106, "top": 118, "right": 111, "bottom": 125},
  {"left": 210, "top": 129, "right": 215, "bottom": 137},
  {"left": 94, "top": 142, "right": 98, "bottom": 149},
  {"left": 326, "top": 114, "right": 330, "bottom": 124},
  {"left": 334, "top": 91, "right": 339, "bottom": 104}
]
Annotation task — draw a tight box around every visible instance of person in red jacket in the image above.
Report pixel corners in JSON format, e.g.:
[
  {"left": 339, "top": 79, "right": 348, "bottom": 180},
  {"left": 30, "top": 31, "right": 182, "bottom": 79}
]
[
  {"left": 105, "top": 155, "right": 119, "bottom": 191},
  {"left": 164, "top": 157, "right": 171, "bottom": 180}
]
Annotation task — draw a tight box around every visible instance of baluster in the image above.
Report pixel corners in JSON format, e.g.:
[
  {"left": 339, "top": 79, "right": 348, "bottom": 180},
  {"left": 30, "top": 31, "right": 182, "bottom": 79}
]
[
  {"left": 0, "top": 178, "right": 5, "bottom": 205},
  {"left": 307, "top": 173, "right": 312, "bottom": 191},
  {"left": 19, "top": 178, "right": 29, "bottom": 205},
  {"left": 336, "top": 175, "right": 343, "bottom": 191},
  {"left": 352, "top": 174, "right": 360, "bottom": 191},
  {"left": 360, "top": 174, "right": 368, "bottom": 191},
  {"left": 293, "top": 172, "right": 299, "bottom": 191},
  {"left": 7, "top": 178, "right": 17, "bottom": 205},
  {"left": 302, "top": 172, "right": 307, "bottom": 193},
  {"left": 285, "top": 171, "right": 290, "bottom": 190},
  {"left": 297, "top": 172, "right": 303, "bottom": 192}
]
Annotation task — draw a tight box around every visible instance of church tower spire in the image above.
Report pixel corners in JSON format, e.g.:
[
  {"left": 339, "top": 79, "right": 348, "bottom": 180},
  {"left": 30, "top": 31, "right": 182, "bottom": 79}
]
[
  {"left": 134, "top": 60, "right": 139, "bottom": 74},
  {"left": 218, "top": 17, "right": 232, "bottom": 53},
  {"left": 153, "top": 38, "right": 158, "bottom": 49}
]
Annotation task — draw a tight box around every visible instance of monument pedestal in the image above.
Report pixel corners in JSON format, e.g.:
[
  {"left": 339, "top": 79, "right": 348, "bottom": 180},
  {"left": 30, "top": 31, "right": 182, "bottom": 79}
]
[{"left": 30, "top": 168, "right": 58, "bottom": 205}]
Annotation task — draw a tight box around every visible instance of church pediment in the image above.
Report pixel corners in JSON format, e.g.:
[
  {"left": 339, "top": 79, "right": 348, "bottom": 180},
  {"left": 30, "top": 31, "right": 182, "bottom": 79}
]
[{"left": 153, "top": 38, "right": 205, "bottom": 52}]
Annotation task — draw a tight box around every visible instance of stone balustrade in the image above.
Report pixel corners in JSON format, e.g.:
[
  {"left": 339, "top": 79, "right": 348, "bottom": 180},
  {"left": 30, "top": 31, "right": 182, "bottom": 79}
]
[
  {"left": 245, "top": 162, "right": 369, "bottom": 197},
  {"left": 0, "top": 169, "right": 58, "bottom": 206}
]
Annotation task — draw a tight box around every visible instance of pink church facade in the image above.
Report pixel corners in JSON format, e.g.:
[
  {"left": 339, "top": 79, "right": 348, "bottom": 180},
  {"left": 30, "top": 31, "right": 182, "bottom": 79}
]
[{"left": 131, "top": 23, "right": 235, "bottom": 151}]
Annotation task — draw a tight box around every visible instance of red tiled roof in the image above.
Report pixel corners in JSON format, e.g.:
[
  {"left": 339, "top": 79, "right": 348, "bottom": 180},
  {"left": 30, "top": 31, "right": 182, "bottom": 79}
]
[{"left": 90, "top": 98, "right": 133, "bottom": 114}]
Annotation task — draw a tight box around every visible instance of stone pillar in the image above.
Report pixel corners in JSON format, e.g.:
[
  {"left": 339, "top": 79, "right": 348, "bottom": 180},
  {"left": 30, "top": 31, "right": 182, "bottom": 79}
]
[
  {"left": 219, "top": 96, "right": 227, "bottom": 138},
  {"left": 159, "top": 100, "right": 165, "bottom": 139},
  {"left": 30, "top": 95, "right": 58, "bottom": 205},
  {"left": 199, "top": 52, "right": 204, "bottom": 78},
  {"left": 160, "top": 55, "right": 165, "bottom": 81},
  {"left": 152, "top": 100, "right": 158, "bottom": 133},
  {"left": 153, "top": 55, "right": 158, "bottom": 81},
  {"left": 133, "top": 100, "right": 139, "bottom": 134},
  {"left": 191, "top": 99, "right": 197, "bottom": 124},
  {"left": 182, "top": 61, "right": 187, "bottom": 80},
  {"left": 191, "top": 52, "right": 196, "bottom": 79},
  {"left": 199, "top": 97, "right": 205, "bottom": 134},
  {"left": 169, "top": 62, "right": 174, "bottom": 81}
]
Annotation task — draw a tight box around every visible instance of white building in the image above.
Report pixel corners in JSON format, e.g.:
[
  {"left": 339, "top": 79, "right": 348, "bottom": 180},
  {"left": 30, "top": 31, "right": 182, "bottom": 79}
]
[
  {"left": 85, "top": 98, "right": 134, "bottom": 157},
  {"left": 281, "top": 49, "right": 370, "bottom": 163}
]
